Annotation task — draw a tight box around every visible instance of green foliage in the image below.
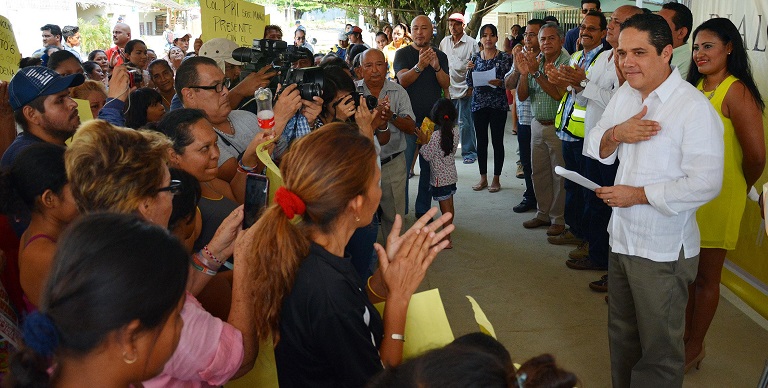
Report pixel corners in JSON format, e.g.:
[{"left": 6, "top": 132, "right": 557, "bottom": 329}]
[
  {"left": 259, "top": 0, "right": 327, "bottom": 19},
  {"left": 79, "top": 16, "right": 112, "bottom": 54}
]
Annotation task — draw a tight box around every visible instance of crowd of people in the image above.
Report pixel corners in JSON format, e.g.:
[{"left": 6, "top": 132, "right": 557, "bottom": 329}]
[{"left": 0, "top": 1, "right": 765, "bottom": 386}]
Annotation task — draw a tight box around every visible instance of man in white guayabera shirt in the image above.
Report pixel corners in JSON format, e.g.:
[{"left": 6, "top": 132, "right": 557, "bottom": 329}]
[{"left": 585, "top": 14, "right": 723, "bottom": 387}]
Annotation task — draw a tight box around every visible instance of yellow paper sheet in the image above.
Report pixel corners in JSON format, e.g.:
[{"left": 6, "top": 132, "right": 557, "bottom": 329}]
[
  {"left": 256, "top": 137, "right": 281, "bottom": 204},
  {"left": 200, "top": 0, "right": 270, "bottom": 45},
  {"left": 74, "top": 98, "right": 94, "bottom": 123},
  {"left": 0, "top": 16, "right": 20, "bottom": 82},
  {"left": 466, "top": 295, "right": 497, "bottom": 339},
  {"left": 374, "top": 288, "right": 454, "bottom": 359},
  {"left": 225, "top": 336, "right": 279, "bottom": 388}
]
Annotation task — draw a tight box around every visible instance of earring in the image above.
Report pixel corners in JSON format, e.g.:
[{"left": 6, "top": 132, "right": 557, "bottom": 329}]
[
  {"left": 123, "top": 349, "right": 138, "bottom": 364},
  {"left": 355, "top": 216, "right": 360, "bottom": 222}
]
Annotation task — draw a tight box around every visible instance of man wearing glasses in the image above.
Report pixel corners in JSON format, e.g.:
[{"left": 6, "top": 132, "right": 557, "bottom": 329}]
[
  {"left": 293, "top": 27, "right": 315, "bottom": 54},
  {"left": 544, "top": 10, "right": 606, "bottom": 249},
  {"left": 175, "top": 57, "right": 302, "bottom": 183},
  {"left": 563, "top": 1, "right": 602, "bottom": 54}
]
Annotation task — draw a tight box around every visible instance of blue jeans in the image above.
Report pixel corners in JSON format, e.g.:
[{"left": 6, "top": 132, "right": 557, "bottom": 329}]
[
  {"left": 453, "top": 96, "right": 476, "bottom": 158},
  {"left": 517, "top": 123, "right": 535, "bottom": 203},
  {"left": 405, "top": 131, "right": 432, "bottom": 217},
  {"left": 562, "top": 139, "right": 585, "bottom": 238}
]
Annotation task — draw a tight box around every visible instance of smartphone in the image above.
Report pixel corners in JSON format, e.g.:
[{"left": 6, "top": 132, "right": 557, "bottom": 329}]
[{"left": 243, "top": 173, "right": 269, "bottom": 229}]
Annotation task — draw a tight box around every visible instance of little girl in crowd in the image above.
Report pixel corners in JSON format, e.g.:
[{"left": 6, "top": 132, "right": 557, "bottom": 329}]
[{"left": 418, "top": 99, "right": 459, "bottom": 248}]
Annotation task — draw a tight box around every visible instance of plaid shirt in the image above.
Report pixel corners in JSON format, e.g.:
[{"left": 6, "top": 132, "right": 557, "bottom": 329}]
[{"left": 528, "top": 50, "right": 571, "bottom": 121}]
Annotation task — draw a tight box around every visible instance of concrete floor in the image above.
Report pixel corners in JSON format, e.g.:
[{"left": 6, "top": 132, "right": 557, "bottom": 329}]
[{"left": 403, "top": 119, "right": 768, "bottom": 387}]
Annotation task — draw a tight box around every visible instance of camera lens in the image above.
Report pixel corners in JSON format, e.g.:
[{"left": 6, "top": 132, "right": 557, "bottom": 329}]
[{"left": 298, "top": 83, "right": 321, "bottom": 101}]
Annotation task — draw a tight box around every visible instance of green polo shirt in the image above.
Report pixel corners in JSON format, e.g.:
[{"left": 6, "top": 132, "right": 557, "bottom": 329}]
[{"left": 528, "top": 50, "right": 571, "bottom": 121}]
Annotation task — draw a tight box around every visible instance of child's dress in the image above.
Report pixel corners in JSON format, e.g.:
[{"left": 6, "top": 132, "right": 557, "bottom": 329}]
[{"left": 420, "top": 124, "right": 460, "bottom": 200}]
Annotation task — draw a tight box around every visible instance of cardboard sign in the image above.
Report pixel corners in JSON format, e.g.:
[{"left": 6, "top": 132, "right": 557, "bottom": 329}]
[
  {"left": 0, "top": 15, "right": 20, "bottom": 82},
  {"left": 201, "top": 0, "right": 270, "bottom": 46}
]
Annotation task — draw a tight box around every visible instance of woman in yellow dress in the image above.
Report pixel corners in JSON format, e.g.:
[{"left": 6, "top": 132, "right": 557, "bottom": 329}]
[
  {"left": 384, "top": 23, "right": 412, "bottom": 80},
  {"left": 685, "top": 18, "right": 765, "bottom": 373}
]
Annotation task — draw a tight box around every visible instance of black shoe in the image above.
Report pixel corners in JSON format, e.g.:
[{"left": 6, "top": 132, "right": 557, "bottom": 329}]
[{"left": 513, "top": 200, "right": 536, "bottom": 213}]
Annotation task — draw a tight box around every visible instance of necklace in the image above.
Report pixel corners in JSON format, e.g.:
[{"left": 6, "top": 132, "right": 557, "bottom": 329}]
[
  {"left": 701, "top": 77, "right": 723, "bottom": 100},
  {"left": 482, "top": 48, "right": 497, "bottom": 60}
]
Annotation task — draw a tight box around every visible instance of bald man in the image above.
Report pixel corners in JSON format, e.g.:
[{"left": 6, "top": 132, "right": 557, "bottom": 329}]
[
  {"left": 106, "top": 23, "right": 131, "bottom": 69},
  {"left": 393, "top": 15, "right": 450, "bottom": 218}
]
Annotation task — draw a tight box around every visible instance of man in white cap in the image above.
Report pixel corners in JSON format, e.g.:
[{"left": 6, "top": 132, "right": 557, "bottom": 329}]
[
  {"left": 439, "top": 12, "right": 478, "bottom": 164},
  {"left": 199, "top": 38, "right": 245, "bottom": 87},
  {"left": 331, "top": 31, "right": 349, "bottom": 60},
  {"left": 174, "top": 32, "right": 192, "bottom": 54}
]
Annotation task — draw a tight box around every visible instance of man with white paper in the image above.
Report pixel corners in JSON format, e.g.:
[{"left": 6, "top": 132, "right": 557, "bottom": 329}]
[{"left": 585, "top": 14, "right": 723, "bottom": 386}]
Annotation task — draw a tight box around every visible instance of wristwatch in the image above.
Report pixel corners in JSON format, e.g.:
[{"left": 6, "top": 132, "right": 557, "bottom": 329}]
[
  {"left": 390, "top": 113, "right": 398, "bottom": 122},
  {"left": 413, "top": 65, "right": 422, "bottom": 73},
  {"left": 532, "top": 70, "right": 543, "bottom": 79},
  {"left": 580, "top": 78, "right": 589, "bottom": 88}
]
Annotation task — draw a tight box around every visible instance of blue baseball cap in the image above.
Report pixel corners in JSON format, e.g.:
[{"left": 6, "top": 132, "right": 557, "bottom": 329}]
[{"left": 9, "top": 66, "right": 85, "bottom": 111}]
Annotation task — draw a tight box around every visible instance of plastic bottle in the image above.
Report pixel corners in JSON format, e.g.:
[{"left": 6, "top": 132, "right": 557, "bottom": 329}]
[{"left": 255, "top": 88, "right": 275, "bottom": 129}]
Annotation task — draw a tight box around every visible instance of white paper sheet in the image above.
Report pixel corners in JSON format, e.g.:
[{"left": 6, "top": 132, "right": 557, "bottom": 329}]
[
  {"left": 472, "top": 69, "right": 497, "bottom": 88},
  {"left": 554, "top": 166, "right": 601, "bottom": 191}
]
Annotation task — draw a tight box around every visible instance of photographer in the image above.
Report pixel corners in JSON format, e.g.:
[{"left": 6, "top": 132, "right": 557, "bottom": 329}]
[
  {"left": 356, "top": 48, "right": 416, "bottom": 240},
  {"left": 175, "top": 57, "right": 299, "bottom": 184}
]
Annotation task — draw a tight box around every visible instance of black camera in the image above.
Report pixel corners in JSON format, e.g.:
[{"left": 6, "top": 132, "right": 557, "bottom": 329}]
[
  {"left": 232, "top": 39, "right": 323, "bottom": 101},
  {"left": 351, "top": 92, "right": 378, "bottom": 110}
]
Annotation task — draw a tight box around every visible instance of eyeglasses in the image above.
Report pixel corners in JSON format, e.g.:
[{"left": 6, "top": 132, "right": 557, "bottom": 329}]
[
  {"left": 187, "top": 78, "right": 231, "bottom": 93},
  {"left": 157, "top": 180, "right": 182, "bottom": 196},
  {"left": 579, "top": 25, "right": 601, "bottom": 32}
]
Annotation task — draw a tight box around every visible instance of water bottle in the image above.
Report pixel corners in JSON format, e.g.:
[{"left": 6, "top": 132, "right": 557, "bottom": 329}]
[{"left": 255, "top": 88, "right": 275, "bottom": 130}]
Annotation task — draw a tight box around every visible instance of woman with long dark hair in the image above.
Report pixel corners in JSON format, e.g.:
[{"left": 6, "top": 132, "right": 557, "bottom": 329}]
[
  {"left": 685, "top": 17, "right": 766, "bottom": 373},
  {"left": 5, "top": 213, "right": 188, "bottom": 387},
  {"left": 466, "top": 24, "right": 512, "bottom": 193},
  {"left": 124, "top": 88, "right": 166, "bottom": 129},
  {"left": 0, "top": 144, "right": 78, "bottom": 311}
]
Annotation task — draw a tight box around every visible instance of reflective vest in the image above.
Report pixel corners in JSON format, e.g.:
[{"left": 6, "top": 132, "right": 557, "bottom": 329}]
[{"left": 555, "top": 48, "right": 604, "bottom": 138}]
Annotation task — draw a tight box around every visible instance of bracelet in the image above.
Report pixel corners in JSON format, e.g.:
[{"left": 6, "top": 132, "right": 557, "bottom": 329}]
[
  {"left": 390, "top": 333, "right": 405, "bottom": 342},
  {"left": 194, "top": 251, "right": 221, "bottom": 270},
  {"left": 238, "top": 158, "right": 256, "bottom": 173},
  {"left": 376, "top": 126, "right": 389, "bottom": 133},
  {"left": 191, "top": 255, "right": 217, "bottom": 276},
  {"left": 611, "top": 126, "right": 621, "bottom": 143},
  {"left": 367, "top": 276, "right": 386, "bottom": 300},
  {"left": 203, "top": 245, "right": 223, "bottom": 265}
]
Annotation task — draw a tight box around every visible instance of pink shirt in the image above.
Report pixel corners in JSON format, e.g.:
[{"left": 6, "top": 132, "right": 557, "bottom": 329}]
[{"left": 143, "top": 292, "right": 244, "bottom": 387}]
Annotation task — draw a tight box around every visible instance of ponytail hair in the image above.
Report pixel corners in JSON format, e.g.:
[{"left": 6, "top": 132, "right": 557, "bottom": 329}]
[
  {"left": 6, "top": 213, "right": 189, "bottom": 387},
  {"left": 430, "top": 98, "right": 457, "bottom": 157},
  {"left": 247, "top": 123, "right": 377, "bottom": 342},
  {"left": 0, "top": 143, "right": 67, "bottom": 216}
]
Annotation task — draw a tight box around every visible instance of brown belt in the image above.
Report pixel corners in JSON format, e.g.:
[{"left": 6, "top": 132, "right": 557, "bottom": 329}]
[{"left": 536, "top": 119, "right": 555, "bottom": 126}]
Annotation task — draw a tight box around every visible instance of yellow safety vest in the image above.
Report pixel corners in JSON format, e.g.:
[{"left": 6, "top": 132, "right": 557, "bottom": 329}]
[{"left": 554, "top": 48, "right": 604, "bottom": 138}]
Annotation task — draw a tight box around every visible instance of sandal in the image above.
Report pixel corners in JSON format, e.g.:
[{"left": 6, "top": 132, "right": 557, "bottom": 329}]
[
  {"left": 488, "top": 184, "right": 501, "bottom": 193},
  {"left": 472, "top": 181, "right": 488, "bottom": 191}
]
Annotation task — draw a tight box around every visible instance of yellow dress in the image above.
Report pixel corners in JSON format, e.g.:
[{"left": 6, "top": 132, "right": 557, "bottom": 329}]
[{"left": 696, "top": 75, "right": 745, "bottom": 250}]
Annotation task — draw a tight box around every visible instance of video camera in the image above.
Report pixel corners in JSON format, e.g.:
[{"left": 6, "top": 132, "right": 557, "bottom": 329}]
[{"left": 232, "top": 39, "right": 323, "bottom": 101}]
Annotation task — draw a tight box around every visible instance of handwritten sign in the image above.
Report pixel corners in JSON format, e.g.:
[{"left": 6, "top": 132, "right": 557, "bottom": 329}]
[
  {"left": 0, "top": 15, "right": 20, "bottom": 82},
  {"left": 201, "top": 0, "right": 271, "bottom": 47}
]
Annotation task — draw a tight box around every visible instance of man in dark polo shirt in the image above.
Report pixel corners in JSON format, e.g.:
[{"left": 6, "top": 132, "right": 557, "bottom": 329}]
[
  {"left": 2, "top": 66, "right": 84, "bottom": 168},
  {"left": 394, "top": 15, "right": 449, "bottom": 217}
]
